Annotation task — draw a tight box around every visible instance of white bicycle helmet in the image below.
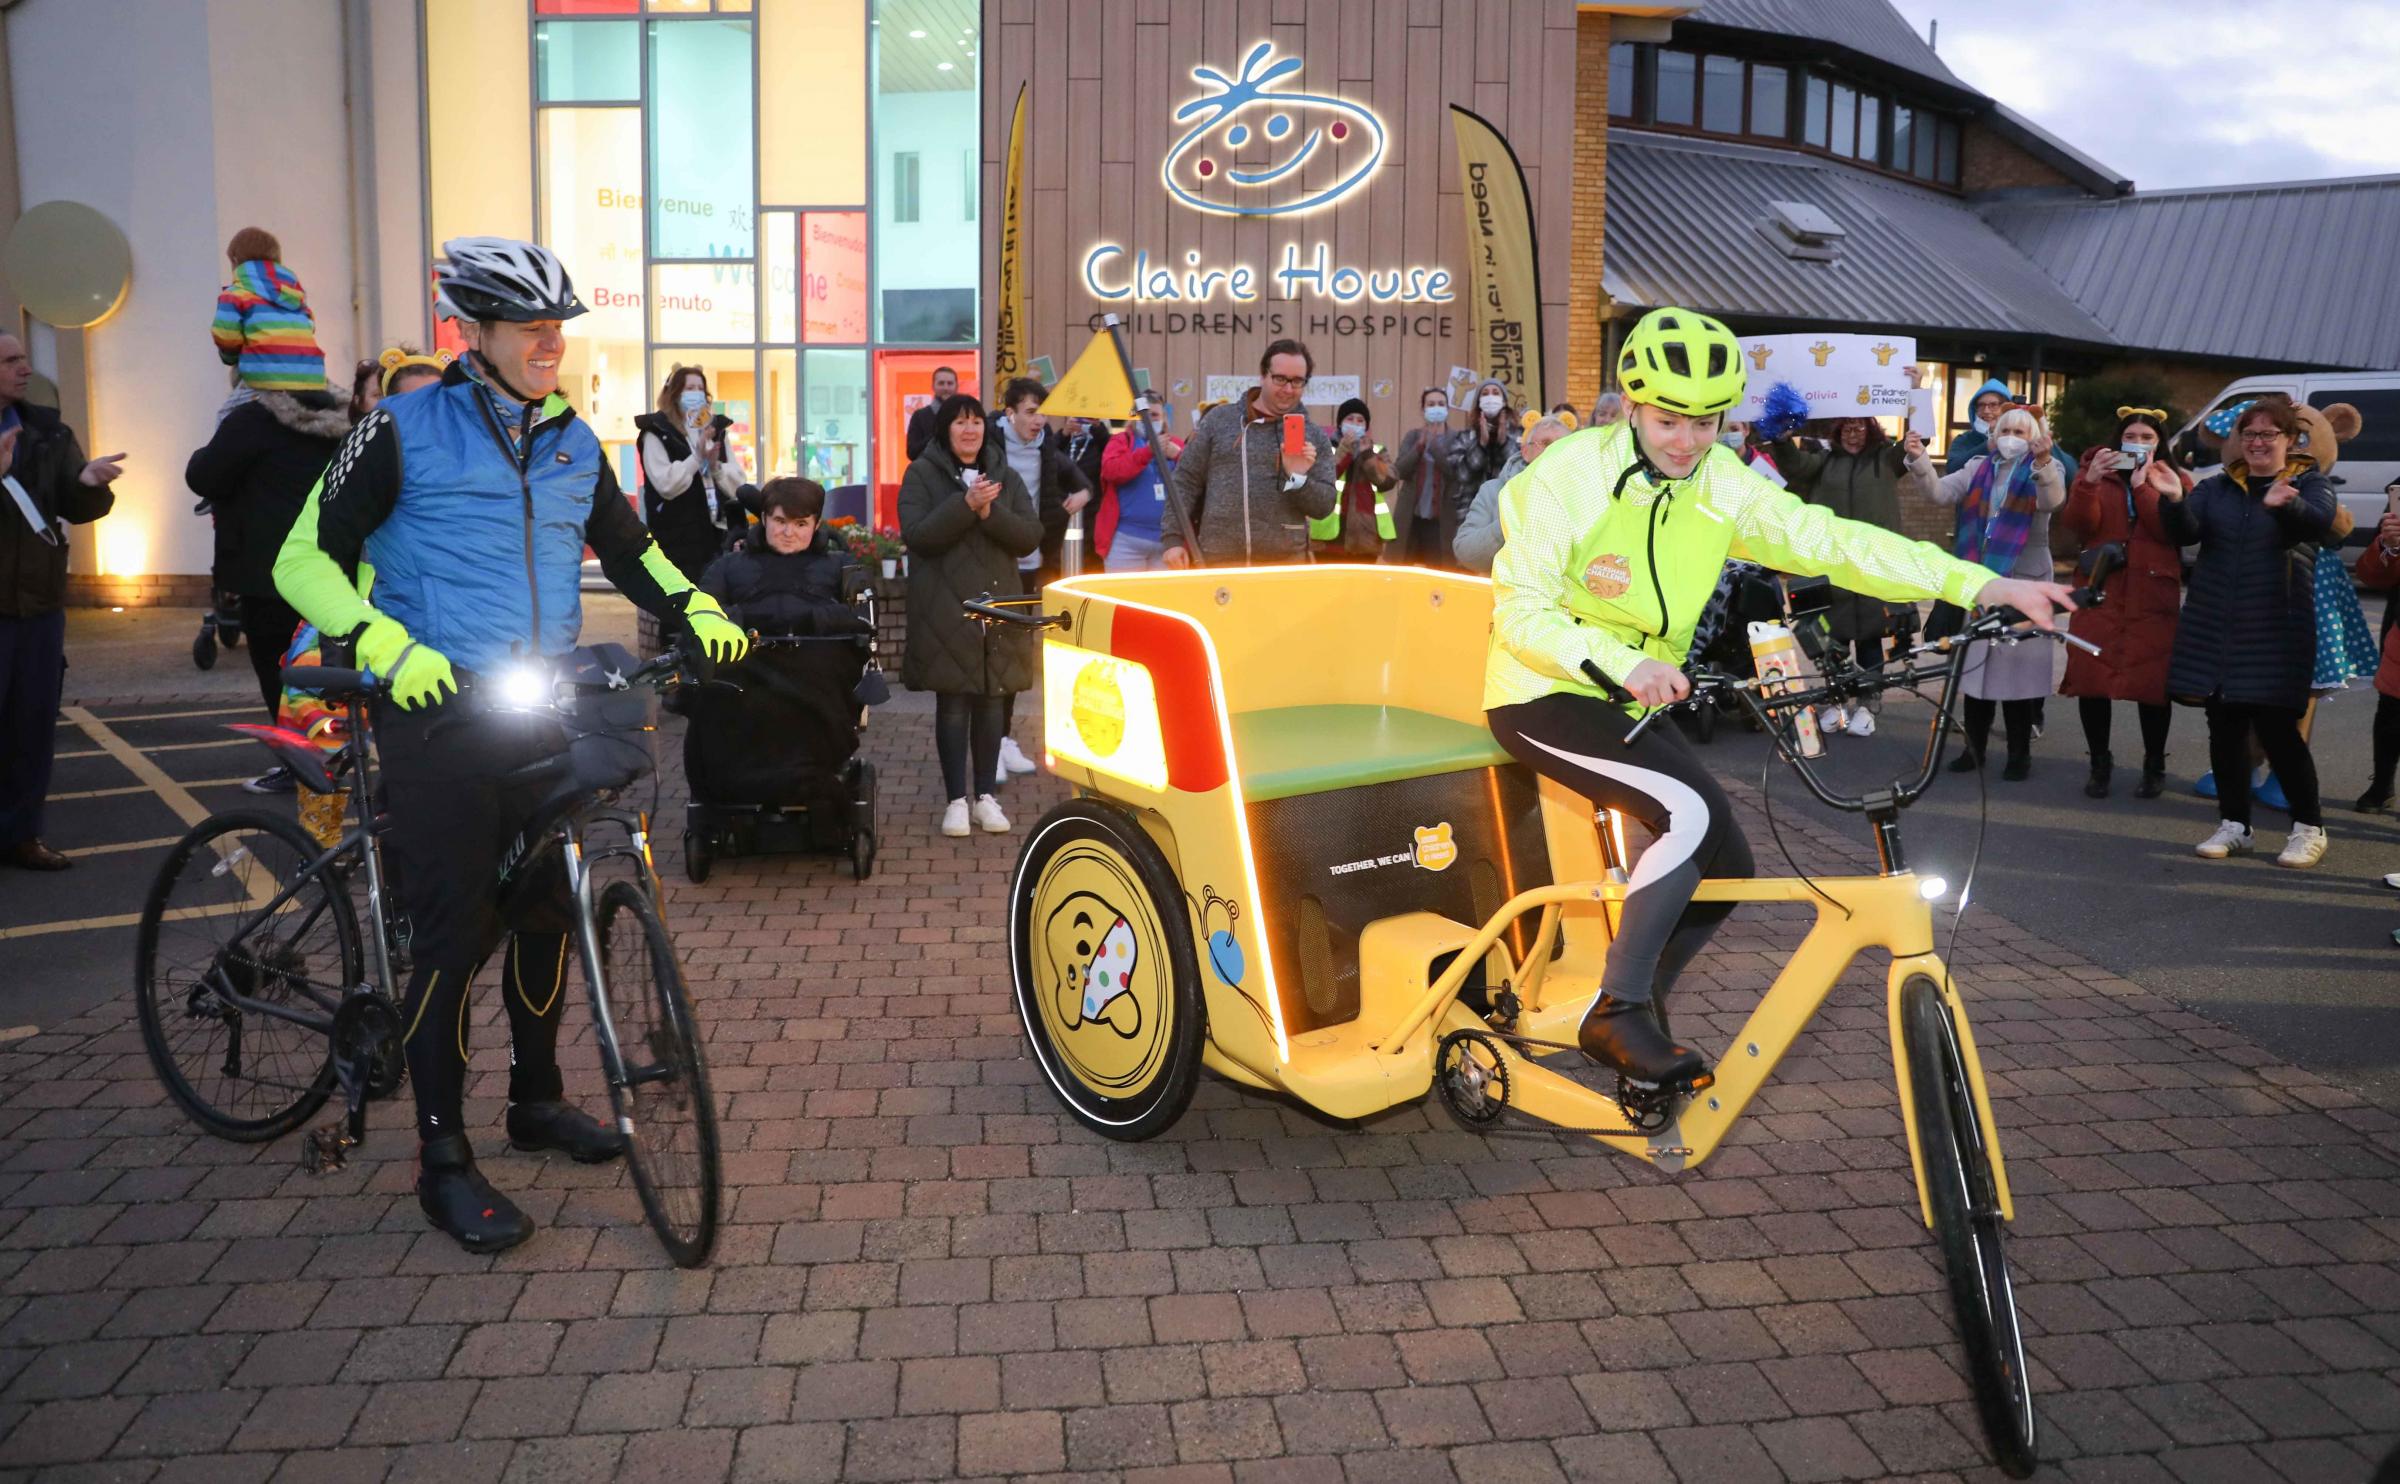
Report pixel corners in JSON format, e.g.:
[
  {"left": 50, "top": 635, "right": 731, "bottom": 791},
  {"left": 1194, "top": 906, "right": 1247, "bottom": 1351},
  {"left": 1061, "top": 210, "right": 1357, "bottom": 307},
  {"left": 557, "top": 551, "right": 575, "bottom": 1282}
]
[{"left": 434, "top": 236, "right": 586, "bottom": 323}]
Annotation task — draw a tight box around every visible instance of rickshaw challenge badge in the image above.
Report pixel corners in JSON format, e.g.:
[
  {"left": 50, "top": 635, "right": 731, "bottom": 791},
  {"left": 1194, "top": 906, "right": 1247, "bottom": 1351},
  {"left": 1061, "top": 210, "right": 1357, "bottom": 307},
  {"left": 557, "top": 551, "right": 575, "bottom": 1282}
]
[{"left": 1071, "top": 661, "right": 1128, "bottom": 757}]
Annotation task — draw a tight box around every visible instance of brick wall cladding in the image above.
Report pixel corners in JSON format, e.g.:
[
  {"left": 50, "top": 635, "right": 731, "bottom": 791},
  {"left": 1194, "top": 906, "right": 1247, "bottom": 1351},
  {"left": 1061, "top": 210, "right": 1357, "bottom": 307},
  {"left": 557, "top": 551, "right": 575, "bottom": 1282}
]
[
  {"left": 1566, "top": 11, "right": 1612, "bottom": 415},
  {"left": 65, "top": 573, "right": 212, "bottom": 609},
  {"left": 1959, "top": 119, "right": 2075, "bottom": 194}
]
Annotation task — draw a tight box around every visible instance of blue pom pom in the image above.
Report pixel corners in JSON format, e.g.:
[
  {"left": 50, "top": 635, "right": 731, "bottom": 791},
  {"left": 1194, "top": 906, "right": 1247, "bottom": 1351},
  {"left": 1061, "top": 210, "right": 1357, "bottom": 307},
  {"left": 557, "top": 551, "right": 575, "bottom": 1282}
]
[{"left": 1757, "top": 382, "right": 1811, "bottom": 441}]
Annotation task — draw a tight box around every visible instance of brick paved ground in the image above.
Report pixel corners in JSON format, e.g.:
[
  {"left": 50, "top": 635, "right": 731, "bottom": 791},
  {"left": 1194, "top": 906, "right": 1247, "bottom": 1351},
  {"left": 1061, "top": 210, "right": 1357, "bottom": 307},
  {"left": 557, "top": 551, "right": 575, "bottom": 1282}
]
[{"left": 1, "top": 700, "right": 2396, "bottom": 1483}]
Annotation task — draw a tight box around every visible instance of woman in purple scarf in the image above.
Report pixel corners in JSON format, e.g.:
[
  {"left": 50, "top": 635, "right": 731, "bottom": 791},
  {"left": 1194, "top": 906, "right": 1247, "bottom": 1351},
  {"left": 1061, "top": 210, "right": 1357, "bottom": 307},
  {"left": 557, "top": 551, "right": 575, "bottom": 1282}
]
[{"left": 1932, "top": 405, "right": 2067, "bottom": 779}]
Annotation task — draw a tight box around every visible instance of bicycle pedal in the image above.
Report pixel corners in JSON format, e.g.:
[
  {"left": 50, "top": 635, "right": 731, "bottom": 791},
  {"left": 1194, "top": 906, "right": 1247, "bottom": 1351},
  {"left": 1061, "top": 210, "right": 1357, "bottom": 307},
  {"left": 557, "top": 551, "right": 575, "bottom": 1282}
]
[{"left": 302, "top": 1124, "right": 356, "bottom": 1174}]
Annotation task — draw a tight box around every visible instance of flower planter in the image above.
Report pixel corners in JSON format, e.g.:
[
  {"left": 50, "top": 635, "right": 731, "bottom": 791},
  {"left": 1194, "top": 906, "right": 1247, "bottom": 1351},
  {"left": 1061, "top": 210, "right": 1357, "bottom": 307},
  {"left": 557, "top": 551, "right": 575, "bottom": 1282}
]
[{"left": 881, "top": 558, "right": 899, "bottom": 580}]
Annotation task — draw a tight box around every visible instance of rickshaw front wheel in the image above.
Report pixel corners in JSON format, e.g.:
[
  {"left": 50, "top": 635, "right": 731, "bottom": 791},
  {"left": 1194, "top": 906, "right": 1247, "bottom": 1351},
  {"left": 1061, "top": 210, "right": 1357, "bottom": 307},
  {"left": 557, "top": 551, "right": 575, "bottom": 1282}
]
[{"left": 1010, "top": 800, "right": 1205, "bottom": 1141}]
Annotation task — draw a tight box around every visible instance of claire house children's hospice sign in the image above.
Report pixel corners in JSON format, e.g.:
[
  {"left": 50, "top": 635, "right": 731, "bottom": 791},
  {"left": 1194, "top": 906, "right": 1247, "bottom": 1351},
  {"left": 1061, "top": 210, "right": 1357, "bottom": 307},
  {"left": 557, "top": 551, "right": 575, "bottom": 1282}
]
[{"left": 1081, "top": 43, "right": 1459, "bottom": 347}]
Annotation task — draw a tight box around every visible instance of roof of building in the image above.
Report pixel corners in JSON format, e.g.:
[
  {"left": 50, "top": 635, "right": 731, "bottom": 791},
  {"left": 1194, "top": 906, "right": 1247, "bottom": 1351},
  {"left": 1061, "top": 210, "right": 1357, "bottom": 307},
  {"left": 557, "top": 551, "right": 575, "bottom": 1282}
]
[
  {"left": 1685, "top": 0, "right": 1964, "bottom": 93},
  {"left": 1984, "top": 103, "right": 2132, "bottom": 198},
  {"left": 1983, "top": 174, "right": 2400, "bottom": 369},
  {"left": 1602, "top": 131, "right": 2117, "bottom": 346}
]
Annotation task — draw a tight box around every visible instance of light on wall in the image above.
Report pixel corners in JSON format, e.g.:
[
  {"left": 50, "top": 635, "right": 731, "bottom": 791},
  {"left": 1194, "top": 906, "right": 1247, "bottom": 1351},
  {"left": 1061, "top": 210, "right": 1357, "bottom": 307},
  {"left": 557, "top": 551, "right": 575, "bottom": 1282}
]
[{"left": 99, "top": 523, "right": 148, "bottom": 579}]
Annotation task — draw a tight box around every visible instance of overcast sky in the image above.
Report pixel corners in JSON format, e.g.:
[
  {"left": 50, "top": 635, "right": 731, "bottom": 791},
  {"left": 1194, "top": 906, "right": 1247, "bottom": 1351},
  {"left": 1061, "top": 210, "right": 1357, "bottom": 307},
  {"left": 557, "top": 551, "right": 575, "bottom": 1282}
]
[{"left": 1887, "top": 0, "right": 2400, "bottom": 191}]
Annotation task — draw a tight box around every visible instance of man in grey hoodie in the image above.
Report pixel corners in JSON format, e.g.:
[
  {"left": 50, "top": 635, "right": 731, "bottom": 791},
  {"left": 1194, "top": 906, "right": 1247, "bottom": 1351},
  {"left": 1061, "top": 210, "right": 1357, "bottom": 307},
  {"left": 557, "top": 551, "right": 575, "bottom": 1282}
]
[{"left": 1162, "top": 339, "right": 1337, "bottom": 568}]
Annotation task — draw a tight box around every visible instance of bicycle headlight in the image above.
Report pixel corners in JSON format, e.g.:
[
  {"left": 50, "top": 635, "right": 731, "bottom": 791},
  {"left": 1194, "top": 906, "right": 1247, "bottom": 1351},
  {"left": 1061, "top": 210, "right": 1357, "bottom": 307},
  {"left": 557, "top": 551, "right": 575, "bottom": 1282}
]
[
  {"left": 1918, "top": 875, "right": 1949, "bottom": 901},
  {"left": 494, "top": 665, "right": 550, "bottom": 710}
]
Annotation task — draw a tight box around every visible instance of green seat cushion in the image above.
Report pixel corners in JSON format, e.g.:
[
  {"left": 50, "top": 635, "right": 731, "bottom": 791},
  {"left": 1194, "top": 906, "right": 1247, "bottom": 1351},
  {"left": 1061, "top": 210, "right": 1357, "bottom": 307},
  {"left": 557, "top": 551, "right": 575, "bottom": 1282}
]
[{"left": 1231, "top": 705, "right": 1513, "bottom": 801}]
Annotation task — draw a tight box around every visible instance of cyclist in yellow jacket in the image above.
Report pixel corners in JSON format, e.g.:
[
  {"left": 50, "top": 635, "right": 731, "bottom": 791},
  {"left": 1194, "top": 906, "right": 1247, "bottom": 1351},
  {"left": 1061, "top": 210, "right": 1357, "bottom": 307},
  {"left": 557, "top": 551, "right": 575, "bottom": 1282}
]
[{"left": 1485, "top": 308, "right": 2074, "bottom": 1087}]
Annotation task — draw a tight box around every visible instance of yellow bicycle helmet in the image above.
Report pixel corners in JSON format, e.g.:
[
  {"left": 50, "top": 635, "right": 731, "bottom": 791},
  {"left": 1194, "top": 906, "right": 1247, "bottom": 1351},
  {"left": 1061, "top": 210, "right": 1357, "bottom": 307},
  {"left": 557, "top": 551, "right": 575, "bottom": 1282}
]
[{"left": 1616, "top": 307, "right": 1745, "bottom": 417}]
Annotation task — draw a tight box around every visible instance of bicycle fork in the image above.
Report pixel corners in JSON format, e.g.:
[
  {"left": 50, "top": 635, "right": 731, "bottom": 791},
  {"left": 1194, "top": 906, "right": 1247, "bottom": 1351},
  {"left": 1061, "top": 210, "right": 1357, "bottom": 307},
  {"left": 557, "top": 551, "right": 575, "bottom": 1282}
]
[{"left": 1887, "top": 953, "right": 2017, "bottom": 1228}]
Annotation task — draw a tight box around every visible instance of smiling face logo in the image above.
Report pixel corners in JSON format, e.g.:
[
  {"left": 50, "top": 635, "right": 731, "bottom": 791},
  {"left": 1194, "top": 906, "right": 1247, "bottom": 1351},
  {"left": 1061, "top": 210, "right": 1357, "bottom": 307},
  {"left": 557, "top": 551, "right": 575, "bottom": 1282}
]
[{"left": 1163, "top": 42, "right": 1387, "bottom": 219}]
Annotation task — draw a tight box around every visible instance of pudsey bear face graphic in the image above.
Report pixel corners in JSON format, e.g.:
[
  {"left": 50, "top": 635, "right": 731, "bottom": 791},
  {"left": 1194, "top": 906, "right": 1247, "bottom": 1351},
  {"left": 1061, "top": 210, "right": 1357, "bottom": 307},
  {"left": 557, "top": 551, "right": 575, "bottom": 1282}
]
[{"left": 1045, "top": 891, "right": 1143, "bottom": 1040}]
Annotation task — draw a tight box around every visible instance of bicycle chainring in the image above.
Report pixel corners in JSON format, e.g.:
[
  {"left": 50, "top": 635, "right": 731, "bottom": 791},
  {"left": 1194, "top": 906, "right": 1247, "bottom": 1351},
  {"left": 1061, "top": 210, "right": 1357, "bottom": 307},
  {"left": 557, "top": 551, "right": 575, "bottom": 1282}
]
[
  {"left": 1613, "top": 1074, "right": 1679, "bottom": 1134},
  {"left": 331, "top": 991, "right": 406, "bottom": 1100},
  {"left": 1434, "top": 1029, "right": 1513, "bottom": 1129}
]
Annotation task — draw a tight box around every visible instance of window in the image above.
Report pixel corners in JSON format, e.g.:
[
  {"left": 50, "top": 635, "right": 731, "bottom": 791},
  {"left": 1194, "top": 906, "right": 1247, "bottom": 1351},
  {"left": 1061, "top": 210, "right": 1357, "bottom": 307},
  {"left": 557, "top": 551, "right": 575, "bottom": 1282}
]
[
  {"left": 1936, "top": 119, "right": 1961, "bottom": 185},
  {"left": 802, "top": 349, "right": 870, "bottom": 487},
  {"left": 1655, "top": 48, "right": 1696, "bottom": 127},
  {"left": 1830, "top": 84, "right": 1855, "bottom": 156},
  {"left": 539, "top": 108, "right": 643, "bottom": 446},
  {"left": 963, "top": 151, "right": 976, "bottom": 221},
  {"left": 802, "top": 211, "right": 868, "bottom": 343},
  {"left": 1857, "top": 94, "right": 1881, "bottom": 162},
  {"left": 1891, "top": 106, "right": 1914, "bottom": 178},
  {"left": 760, "top": 0, "right": 864, "bottom": 205},
  {"left": 1802, "top": 75, "right": 1829, "bottom": 147},
  {"left": 537, "top": 19, "right": 637, "bottom": 100},
  {"left": 1913, "top": 113, "right": 1939, "bottom": 178},
  {"left": 2316, "top": 389, "right": 2400, "bottom": 464},
  {"left": 1701, "top": 54, "right": 1743, "bottom": 133},
  {"left": 1748, "top": 64, "right": 1788, "bottom": 139},
  {"left": 872, "top": 0, "right": 977, "bottom": 344},
  {"left": 1609, "top": 43, "right": 1635, "bottom": 118},
  {"left": 646, "top": 19, "right": 754, "bottom": 258}
]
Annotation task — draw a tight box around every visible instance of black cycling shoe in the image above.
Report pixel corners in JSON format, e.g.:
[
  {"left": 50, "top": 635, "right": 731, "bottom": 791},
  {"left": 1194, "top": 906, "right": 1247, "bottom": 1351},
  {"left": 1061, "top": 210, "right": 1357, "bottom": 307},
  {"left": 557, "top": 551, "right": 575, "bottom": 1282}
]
[
  {"left": 418, "top": 1135, "right": 534, "bottom": 1253},
  {"left": 506, "top": 1100, "right": 627, "bottom": 1164},
  {"left": 1579, "top": 994, "right": 1708, "bottom": 1087}
]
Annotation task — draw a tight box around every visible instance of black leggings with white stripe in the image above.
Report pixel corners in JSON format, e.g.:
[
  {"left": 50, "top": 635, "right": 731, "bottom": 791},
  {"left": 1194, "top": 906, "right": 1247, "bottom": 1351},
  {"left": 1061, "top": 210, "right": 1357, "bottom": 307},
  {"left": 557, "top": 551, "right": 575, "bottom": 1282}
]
[{"left": 1488, "top": 691, "right": 1757, "bottom": 1006}]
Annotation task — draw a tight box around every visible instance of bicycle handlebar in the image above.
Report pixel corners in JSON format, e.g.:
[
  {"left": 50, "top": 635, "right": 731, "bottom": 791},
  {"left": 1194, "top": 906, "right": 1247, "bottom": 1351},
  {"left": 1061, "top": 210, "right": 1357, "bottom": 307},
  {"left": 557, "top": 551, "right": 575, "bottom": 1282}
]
[
  {"left": 1584, "top": 599, "right": 2102, "bottom": 816},
  {"left": 961, "top": 595, "right": 1071, "bottom": 631}
]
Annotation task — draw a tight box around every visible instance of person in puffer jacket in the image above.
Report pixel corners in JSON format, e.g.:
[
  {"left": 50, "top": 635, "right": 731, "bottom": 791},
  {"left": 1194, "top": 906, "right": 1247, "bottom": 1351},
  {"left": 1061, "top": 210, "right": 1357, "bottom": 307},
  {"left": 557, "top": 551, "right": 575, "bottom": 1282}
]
[
  {"left": 210, "top": 227, "right": 326, "bottom": 418},
  {"left": 699, "top": 477, "right": 865, "bottom": 637}
]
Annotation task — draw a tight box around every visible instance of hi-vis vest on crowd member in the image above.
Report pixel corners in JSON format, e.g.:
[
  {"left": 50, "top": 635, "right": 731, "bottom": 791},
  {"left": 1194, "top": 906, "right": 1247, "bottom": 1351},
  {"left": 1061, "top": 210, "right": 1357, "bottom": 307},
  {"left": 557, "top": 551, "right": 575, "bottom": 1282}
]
[{"left": 1307, "top": 444, "right": 1399, "bottom": 546}]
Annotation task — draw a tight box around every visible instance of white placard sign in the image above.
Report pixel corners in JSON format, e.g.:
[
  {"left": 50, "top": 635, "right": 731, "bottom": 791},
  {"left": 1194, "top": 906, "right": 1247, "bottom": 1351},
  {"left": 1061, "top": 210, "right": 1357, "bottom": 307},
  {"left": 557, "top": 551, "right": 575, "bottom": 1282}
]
[
  {"left": 1203, "top": 374, "right": 1361, "bottom": 408},
  {"left": 1731, "top": 334, "right": 1918, "bottom": 424},
  {"left": 1907, "top": 389, "right": 1938, "bottom": 438}
]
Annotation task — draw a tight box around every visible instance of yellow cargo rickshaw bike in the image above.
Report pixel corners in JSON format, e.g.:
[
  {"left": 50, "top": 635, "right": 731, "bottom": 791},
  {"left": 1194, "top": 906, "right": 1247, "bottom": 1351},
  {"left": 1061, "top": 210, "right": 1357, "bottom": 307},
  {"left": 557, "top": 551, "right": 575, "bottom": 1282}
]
[{"left": 971, "top": 555, "right": 2092, "bottom": 1479}]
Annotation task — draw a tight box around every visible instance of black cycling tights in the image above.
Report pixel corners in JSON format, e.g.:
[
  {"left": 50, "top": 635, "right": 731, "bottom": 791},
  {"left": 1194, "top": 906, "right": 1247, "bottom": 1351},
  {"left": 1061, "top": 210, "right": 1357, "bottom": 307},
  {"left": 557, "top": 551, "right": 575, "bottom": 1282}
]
[
  {"left": 375, "top": 700, "right": 575, "bottom": 1142},
  {"left": 1488, "top": 691, "right": 1756, "bottom": 1007}
]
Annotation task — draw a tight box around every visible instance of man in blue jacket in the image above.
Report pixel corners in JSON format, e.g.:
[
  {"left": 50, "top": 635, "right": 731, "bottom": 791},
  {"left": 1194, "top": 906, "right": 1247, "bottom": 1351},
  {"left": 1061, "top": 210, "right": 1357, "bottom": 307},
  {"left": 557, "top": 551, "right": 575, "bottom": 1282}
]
[{"left": 276, "top": 237, "right": 748, "bottom": 1251}]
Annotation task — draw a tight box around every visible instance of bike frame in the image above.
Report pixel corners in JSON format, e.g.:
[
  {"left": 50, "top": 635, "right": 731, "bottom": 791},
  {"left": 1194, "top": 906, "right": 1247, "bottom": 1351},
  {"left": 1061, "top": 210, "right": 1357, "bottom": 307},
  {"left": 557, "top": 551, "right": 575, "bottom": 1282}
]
[{"left": 1400, "top": 872, "right": 2014, "bottom": 1222}]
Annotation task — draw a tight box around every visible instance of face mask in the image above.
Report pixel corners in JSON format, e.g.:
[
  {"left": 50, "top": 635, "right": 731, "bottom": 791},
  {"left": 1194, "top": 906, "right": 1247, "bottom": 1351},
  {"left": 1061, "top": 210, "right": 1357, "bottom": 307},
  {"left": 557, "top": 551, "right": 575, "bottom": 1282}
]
[
  {"left": 1718, "top": 429, "right": 1745, "bottom": 449},
  {"left": 1340, "top": 420, "right": 1366, "bottom": 441},
  {"left": 1972, "top": 415, "right": 1992, "bottom": 435},
  {"left": 1424, "top": 405, "right": 1448, "bottom": 424},
  {"left": 679, "top": 389, "right": 708, "bottom": 415},
  {"left": 1479, "top": 395, "right": 1504, "bottom": 417},
  {"left": 1995, "top": 434, "right": 2030, "bottom": 462}
]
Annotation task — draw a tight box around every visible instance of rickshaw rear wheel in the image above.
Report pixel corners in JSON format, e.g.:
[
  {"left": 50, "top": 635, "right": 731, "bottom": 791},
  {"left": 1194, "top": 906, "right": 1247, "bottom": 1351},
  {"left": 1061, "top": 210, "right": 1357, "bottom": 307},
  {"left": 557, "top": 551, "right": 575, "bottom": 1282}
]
[{"left": 1010, "top": 800, "right": 1204, "bottom": 1142}]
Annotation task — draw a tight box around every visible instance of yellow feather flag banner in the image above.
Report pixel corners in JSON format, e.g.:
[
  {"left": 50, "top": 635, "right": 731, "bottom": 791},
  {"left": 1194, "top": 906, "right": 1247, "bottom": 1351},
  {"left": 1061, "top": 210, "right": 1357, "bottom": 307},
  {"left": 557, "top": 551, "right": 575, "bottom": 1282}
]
[
  {"left": 1450, "top": 105, "right": 1545, "bottom": 413},
  {"left": 993, "top": 83, "right": 1030, "bottom": 382},
  {"left": 1038, "top": 315, "right": 1141, "bottom": 421}
]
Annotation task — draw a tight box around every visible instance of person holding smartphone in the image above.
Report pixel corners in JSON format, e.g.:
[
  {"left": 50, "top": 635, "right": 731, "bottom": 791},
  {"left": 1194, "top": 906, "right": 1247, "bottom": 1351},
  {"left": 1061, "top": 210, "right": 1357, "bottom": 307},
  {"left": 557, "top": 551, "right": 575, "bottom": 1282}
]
[
  {"left": 1161, "top": 339, "right": 1337, "bottom": 568},
  {"left": 2058, "top": 407, "right": 2191, "bottom": 799}
]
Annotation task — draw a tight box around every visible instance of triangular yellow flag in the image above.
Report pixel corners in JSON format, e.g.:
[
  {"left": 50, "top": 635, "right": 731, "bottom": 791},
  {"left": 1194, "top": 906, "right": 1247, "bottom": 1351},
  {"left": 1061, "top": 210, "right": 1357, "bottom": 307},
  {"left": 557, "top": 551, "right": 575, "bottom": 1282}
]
[{"left": 1037, "top": 322, "right": 1140, "bottom": 421}]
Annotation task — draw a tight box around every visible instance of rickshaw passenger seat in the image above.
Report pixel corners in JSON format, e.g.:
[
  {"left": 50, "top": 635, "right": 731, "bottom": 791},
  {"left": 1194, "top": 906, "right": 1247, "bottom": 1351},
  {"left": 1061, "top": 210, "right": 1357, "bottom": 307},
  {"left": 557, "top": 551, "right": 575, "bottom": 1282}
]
[{"left": 1233, "top": 705, "right": 1513, "bottom": 802}]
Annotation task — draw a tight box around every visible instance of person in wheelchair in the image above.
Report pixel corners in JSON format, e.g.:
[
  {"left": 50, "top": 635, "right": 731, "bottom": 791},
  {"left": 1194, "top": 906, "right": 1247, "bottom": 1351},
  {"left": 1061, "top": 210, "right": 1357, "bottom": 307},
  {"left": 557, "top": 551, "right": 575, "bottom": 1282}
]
[
  {"left": 1484, "top": 307, "right": 2074, "bottom": 1088},
  {"left": 698, "top": 476, "right": 866, "bottom": 638}
]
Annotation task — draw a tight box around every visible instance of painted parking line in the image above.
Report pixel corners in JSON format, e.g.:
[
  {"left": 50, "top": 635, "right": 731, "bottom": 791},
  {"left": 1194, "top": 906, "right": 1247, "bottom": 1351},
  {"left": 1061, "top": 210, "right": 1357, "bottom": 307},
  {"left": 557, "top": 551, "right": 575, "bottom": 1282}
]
[
  {"left": 60, "top": 708, "right": 216, "bottom": 830},
  {"left": 0, "top": 899, "right": 255, "bottom": 944},
  {"left": 82, "top": 705, "right": 254, "bottom": 724},
  {"left": 60, "top": 836, "right": 181, "bottom": 859},
  {"left": 52, "top": 738, "right": 250, "bottom": 760},
  {"left": 49, "top": 777, "right": 248, "bottom": 802}
]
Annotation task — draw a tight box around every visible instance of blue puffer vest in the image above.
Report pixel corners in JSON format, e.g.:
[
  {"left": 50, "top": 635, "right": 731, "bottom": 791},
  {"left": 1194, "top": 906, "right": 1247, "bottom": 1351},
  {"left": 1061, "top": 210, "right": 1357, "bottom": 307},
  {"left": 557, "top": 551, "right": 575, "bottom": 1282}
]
[{"left": 364, "top": 371, "right": 601, "bottom": 676}]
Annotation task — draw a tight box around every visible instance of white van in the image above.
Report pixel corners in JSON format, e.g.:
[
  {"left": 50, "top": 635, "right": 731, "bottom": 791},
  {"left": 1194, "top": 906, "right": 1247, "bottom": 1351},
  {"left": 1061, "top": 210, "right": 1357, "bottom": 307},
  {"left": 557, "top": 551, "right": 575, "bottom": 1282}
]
[{"left": 2168, "top": 371, "right": 2400, "bottom": 551}]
